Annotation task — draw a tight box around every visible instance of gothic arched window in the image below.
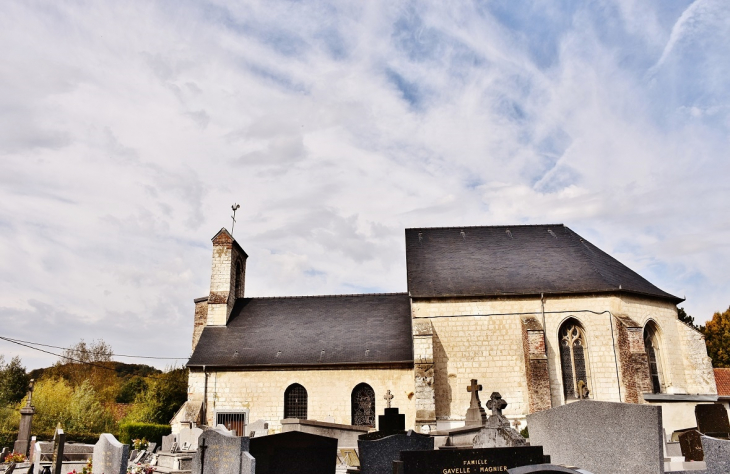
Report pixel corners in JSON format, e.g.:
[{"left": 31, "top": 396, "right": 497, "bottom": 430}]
[
  {"left": 644, "top": 322, "right": 664, "bottom": 394},
  {"left": 559, "top": 319, "right": 590, "bottom": 400},
  {"left": 351, "top": 383, "right": 375, "bottom": 426},
  {"left": 284, "top": 383, "right": 307, "bottom": 419}
]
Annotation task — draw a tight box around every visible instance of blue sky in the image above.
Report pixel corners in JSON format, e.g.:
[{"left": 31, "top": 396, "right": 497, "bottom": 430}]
[{"left": 1, "top": 0, "right": 729, "bottom": 369}]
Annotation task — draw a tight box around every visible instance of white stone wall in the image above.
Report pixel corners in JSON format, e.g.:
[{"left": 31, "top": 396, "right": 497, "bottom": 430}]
[
  {"left": 188, "top": 367, "right": 415, "bottom": 432},
  {"left": 412, "top": 293, "right": 716, "bottom": 421}
]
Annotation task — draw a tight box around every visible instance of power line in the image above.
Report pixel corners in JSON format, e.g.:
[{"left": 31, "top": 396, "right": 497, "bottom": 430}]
[
  {"left": 0, "top": 337, "right": 188, "bottom": 360},
  {"left": 0, "top": 336, "right": 183, "bottom": 380}
]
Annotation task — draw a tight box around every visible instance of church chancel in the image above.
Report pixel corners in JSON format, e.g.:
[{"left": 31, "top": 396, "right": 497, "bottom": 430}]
[{"left": 180, "top": 224, "right": 717, "bottom": 436}]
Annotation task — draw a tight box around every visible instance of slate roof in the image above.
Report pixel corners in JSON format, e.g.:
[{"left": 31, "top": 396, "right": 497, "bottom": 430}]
[
  {"left": 405, "top": 224, "right": 681, "bottom": 302},
  {"left": 187, "top": 293, "right": 413, "bottom": 368},
  {"left": 714, "top": 369, "right": 730, "bottom": 398}
]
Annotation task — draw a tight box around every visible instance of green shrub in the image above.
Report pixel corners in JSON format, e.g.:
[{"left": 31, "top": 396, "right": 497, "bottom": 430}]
[
  {"left": 0, "top": 431, "right": 18, "bottom": 449},
  {"left": 118, "top": 422, "right": 171, "bottom": 446}
]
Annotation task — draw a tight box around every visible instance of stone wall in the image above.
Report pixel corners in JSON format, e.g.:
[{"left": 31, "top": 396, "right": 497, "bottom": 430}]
[
  {"left": 412, "top": 293, "right": 716, "bottom": 422},
  {"left": 677, "top": 320, "right": 716, "bottom": 395},
  {"left": 187, "top": 367, "right": 415, "bottom": 432}
]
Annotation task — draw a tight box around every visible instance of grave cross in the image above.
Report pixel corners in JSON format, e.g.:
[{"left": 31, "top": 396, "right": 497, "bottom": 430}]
[
  {"left": 26, "top": 379, "right": 35, "bottom": 407},
  {"left": 486, "top": 392, "right": 508, "bottom": 417},
  {"left": 467, "top": 379, "right": 483, "bottom": 409},
  {"left": 198, "top": 438, "right": 207, "bottom": 474},
  {"left": 384, "top": 390, "right": 394, "bottom": 409}
]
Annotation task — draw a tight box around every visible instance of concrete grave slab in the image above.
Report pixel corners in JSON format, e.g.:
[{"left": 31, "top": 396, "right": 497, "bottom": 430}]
[{"left": 527, "top": 400, "right": 663, "bottom": 474}]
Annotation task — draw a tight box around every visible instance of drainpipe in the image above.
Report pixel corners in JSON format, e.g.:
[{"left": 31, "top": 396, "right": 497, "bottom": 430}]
[
  {"left": 608, "top": 313, "right": 622, "bottom": 402},
  {"left": 541, "top": 293, "right": 548, "bottom": 357}
]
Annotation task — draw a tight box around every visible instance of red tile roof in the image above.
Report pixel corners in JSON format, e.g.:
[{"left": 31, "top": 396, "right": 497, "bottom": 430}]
[{"left": 714, "top": 369, "right": 730, "bottom": 397}]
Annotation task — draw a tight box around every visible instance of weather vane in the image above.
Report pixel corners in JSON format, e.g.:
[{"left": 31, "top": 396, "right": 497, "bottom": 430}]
[{"left": 231, "top": 203, "right": 241, "bottom": 234}]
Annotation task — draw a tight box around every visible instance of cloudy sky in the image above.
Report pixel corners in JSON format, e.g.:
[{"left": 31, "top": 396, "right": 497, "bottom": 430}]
[{"left": 1, "top": 0, "right": 729, "bottom": 370}]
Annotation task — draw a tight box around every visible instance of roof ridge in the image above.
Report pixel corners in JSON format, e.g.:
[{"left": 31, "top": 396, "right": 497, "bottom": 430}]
[
  {"left": 406, "top": 224, "right": 565, "bottom": 231},
  {"left": 243, "top": 292, "right": 408, "bottom": 300}
]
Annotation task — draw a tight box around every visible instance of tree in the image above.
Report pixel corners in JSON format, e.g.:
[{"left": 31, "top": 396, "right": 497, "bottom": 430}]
[
  {"left": 0, "top": 355, "right": 30, "bottom": 406},
  {"left": 678, "top": 307, "right": 698, "bottom": 329},
  {"left": 703, "top": 306, "right": 730, "bottom": 368},
  {"left": 51, "top": 339, "right": 118, "bottom": 402},
  {"left": 125, "top": 368, "right": 188, "bottom": 424}
]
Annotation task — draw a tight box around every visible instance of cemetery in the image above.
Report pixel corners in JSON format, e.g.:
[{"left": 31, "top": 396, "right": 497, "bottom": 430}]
[{"left": 4, "top": 376, "right": 730, "bottom": 474}]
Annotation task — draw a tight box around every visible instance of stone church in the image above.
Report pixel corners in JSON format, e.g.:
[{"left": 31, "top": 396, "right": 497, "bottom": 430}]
[{"left": 182, "top": 224, "right": 716, "bottom": 436}]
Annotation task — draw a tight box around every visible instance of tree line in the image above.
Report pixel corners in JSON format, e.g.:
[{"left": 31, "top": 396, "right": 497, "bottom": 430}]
[{"left": 0, "top": 339, "right": 187, "bottom": 440}]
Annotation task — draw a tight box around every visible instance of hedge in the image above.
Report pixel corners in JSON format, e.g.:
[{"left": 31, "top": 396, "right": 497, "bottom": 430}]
[{"left": 118, "top": 422, "right": 171, "bottom": 446}]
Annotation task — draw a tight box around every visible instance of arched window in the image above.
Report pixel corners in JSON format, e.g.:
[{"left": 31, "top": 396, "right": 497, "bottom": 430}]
[
  {"left": 351, "top": 383, "right": 375, "bottom": 426},
  {"left": 559, "top": 319, "right": 590, "bottom": 400},
  {"left": 644, "top": 322, "right": 664, "bottom": 394},
  {"left": 284, "top": 383, "right": 307, "bottom": 419},
  {"left": 234, "top": 260, "right": 242, "bottom": 298}
]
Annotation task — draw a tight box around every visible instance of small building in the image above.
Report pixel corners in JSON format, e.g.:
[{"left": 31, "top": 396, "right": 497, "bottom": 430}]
[{"left": 182, "top": 224, "right": 716, "bottom": 435}]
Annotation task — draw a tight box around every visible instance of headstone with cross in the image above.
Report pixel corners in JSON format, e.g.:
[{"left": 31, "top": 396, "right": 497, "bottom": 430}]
[
  {"left": 465, "top": 379, "right": 487, "bottom": 426},
  {"left": 376, "top": 390, "right": 406, "bottom": 435},
  {"left": 384, "top": 390, "right": 394, "bottom": 409},
  {"left": 473, "top": 393, "right": 527, "bottom": 448}
]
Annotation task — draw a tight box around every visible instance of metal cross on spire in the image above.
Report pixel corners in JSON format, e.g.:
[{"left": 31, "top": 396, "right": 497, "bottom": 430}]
[{"left": 231, "top": 203, "right": 241, "bottom": 234}]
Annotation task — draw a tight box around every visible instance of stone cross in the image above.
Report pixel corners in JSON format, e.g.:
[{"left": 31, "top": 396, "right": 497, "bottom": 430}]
[
  {"left": 486, "top": 392, "right": 508, "bottom": 417},
  {"left": 26, "top": 379, "right": 35, "bottom": 407},
  {"left": 384, "top": 390, "right": 394, "bottom": 409},
  {"left": 467, "top": 379, "right": 483, "bottom": 408},
  {"left": 197, "top": 437, "right": 207, "bottom": 474}
]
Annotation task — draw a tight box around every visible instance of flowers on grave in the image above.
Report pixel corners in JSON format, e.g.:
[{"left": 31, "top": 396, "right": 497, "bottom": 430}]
[
  {"left": 127, "top": 464, "right": 155, "bottom": 473},
  {"left": 132, "top": 438, "right": 149, "bottom": 451},
  {"left": 4, "top": 451, "right": 26, "bottom": 463},
  {"left": 67, "top": 458, "right": 92, "bottom": 474}
]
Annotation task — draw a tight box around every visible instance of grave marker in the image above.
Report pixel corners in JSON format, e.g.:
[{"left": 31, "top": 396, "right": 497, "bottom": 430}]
[
  {"left": 696, "top": 404, "right": 730, "bottom": 437},
  {"left": 399, "top": 446, "right": 546, "bottom": 473},
  {"left": 249, "top": 430, "right": 337, "bottom": 474},
  {"left": 191, "top": 428, "right": 250, "bottom": 474},
  {"left": 465, "top": 379, "right": 487, "bottom": 426},
  {"left": 92, "top": 433, "right": 129, "bottom": 474},
  {"left": 51, "top": 424, "right": 65, "bottom": 474}
]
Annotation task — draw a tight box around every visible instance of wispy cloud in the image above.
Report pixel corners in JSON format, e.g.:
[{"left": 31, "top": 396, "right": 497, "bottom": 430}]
[{"left": 0, "top": 0, "right": 728, "bottom": 368}]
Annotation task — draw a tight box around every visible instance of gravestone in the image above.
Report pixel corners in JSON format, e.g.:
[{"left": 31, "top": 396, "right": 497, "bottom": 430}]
[
  {"left": 128, "top": 449, "right": 138, "bottom": 461},
  {"left": 700, "top": 434, "right": 730, "bottom": 474},
  {"left": 51, "top": 424, "right": 65, "bottom": 474},
  {"left": 191, "top": 427, "right": 250, "bottom": 474},
  {"left": 179, "top": 426, "right": 204, "bottom": 451},
  {"left": 1, "top": 447, "right": 9, "bottom": 461},
  {"left": 378, "top": 406, "right": 405, "bottom": 435},
  {"left": 241, "top": 452, "right": 255, "bottom": 474},
  {"left": 32, "top": 440, "right": 43, "bottom": 474},
  {"left": 465, "top": 379, "right": 487, "bottom": 426},
  {"left": 400, "top": 446, "right": 546, "bottom": 473},
  {"left": 507, "top": 465, "right": 584, "bottom": 474},
  {"left": 473, "top": 393, "right": 526, "bottom": 448},
  {"left": 14, "top": 379, "right": 36, "bottom": 457},
  {"left": 5, "top": 461, "right": 16, "bottom": 474},
  {"left": 247, "top": 420, "right": 269, "bottom": 438},
  {"left": 161, "top": 433, "right": 178, "bottom": 453},
  {"left": 678, "top": 429, "right": 703, "bottom": 461},
  {"left": 147, "top": 442, "right": 158, "bottom": 454},
  {"left": 696, "top": 404, "right": 730, "bottom": 437},
  {"left": 249, "top": 430, "right": 338, "bottom": 474},
  {"left": 358, "top": 430, "right": 433, "bottom": 474},
  {"left": 527, "top": 400, "right": 663, "bottom": 474},
  {"left": 92, "top": 433, "right": 129, "bottom": 474}
]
